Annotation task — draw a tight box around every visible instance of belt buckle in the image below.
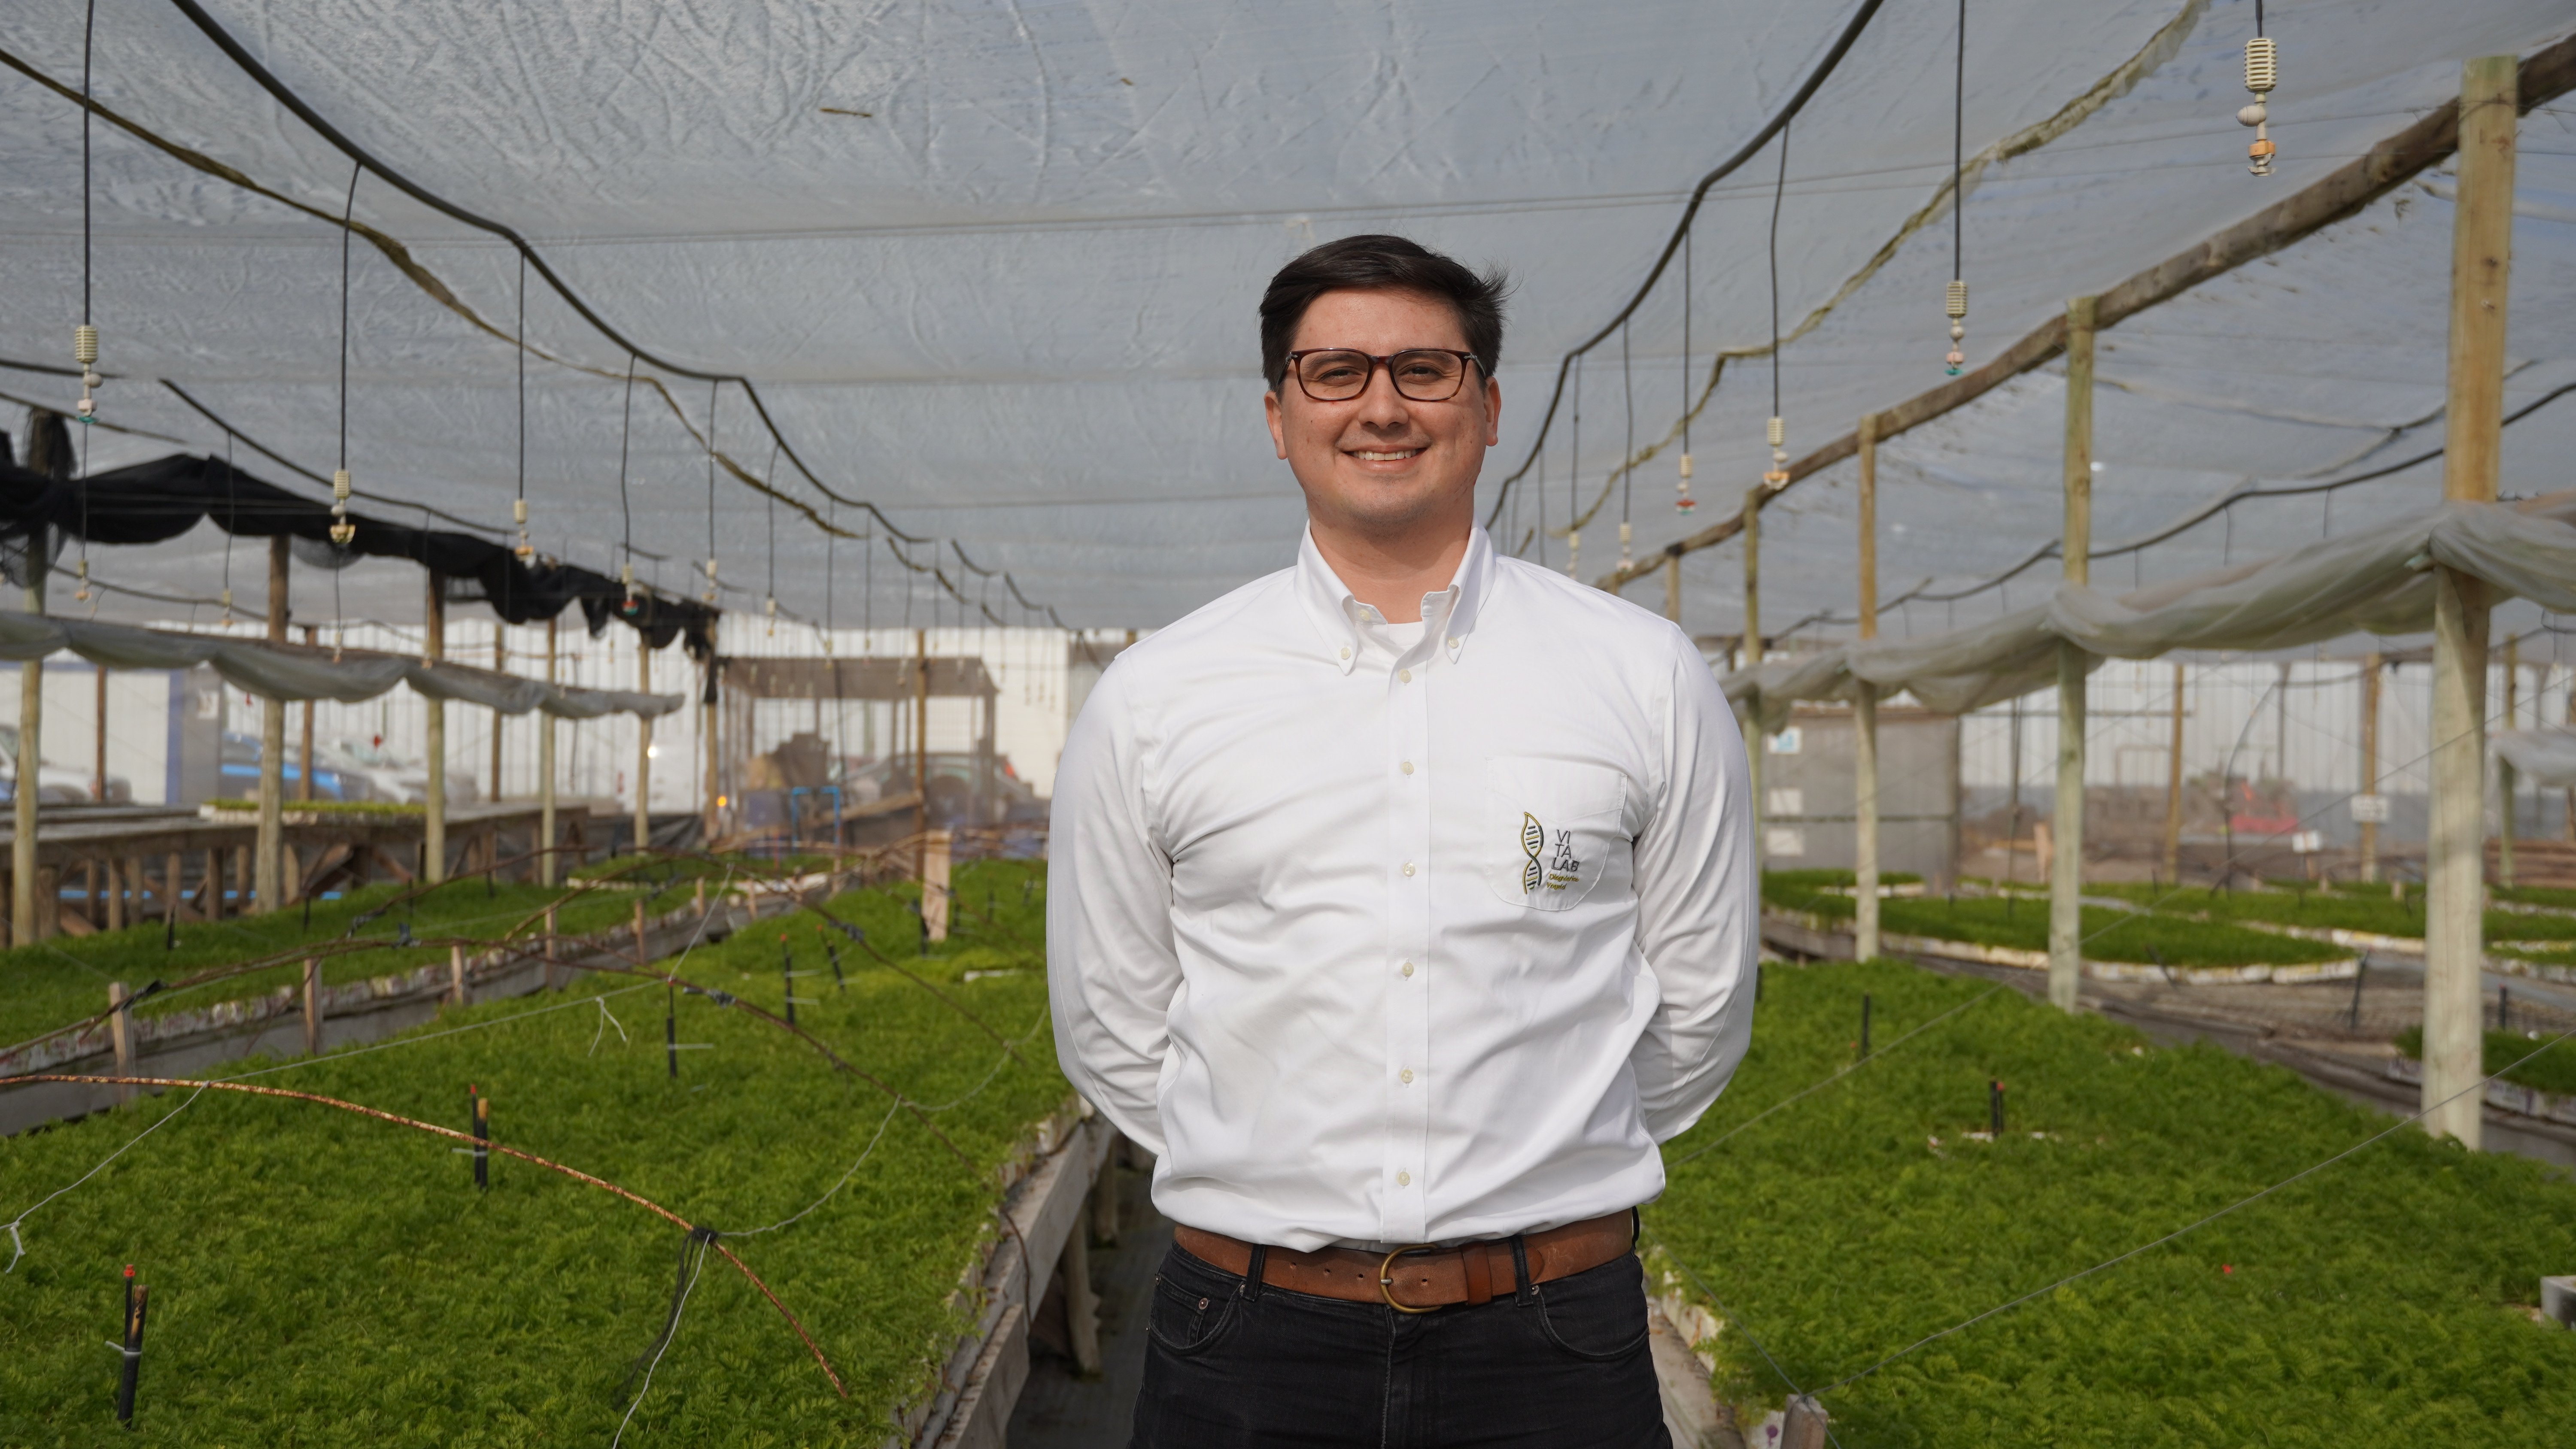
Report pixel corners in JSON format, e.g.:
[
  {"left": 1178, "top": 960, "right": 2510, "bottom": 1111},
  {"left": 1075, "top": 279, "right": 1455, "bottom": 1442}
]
[{"left": 1377, "top": 1243, "right": 1442, "bottom": 1315}]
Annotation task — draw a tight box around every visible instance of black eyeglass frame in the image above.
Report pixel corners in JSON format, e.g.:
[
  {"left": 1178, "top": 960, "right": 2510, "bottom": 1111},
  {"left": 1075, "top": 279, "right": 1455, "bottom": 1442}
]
[{"left": 1282, "top": 349, "right": 1486, "bottom": 403}]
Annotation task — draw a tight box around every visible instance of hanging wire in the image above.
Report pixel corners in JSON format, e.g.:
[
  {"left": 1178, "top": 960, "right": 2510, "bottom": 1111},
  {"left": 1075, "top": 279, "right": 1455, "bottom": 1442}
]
[
  {"left": 513, "top": 250, "right": 529, "bottom": 558},
  {"left": 1940, "top": 0, "right": 1970, "bottom": 374},
  {"left": 219, "top": 430, "right": 236, "bottom": 618},
  {"left": 763, "top": 441, "right": 781, "bottom": 635},
  {"left": 616, "top": 353, "right": 637, "bottom": 599},
  {"left": 703, "top": 379, "right": 719, "bottom": 601},
  {"left": 1567, "top": 354, "right": 1583, "bottom": 576},
  {"left": 328, "top": 161, "right": 361, "bottom": 552},
  {"left": 1619, "top": 319, "right": 1634, "bottom": 570},
  {"left": 1762, "top": 122, "right": 1791, "bottom": 489},
  {"left": 1677, "top": 221, "right": 1695, "bottom": 514},
  {"left": 74, "top": 0, "right": 99, "bottom": 425}
]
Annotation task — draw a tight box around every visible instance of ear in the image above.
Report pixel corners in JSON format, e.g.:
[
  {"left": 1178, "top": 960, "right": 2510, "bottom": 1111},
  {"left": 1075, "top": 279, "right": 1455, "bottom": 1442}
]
[
  {"left": 1264, "top": 389, "right": 1289, "bottom": 461},
  {"left": 1482, "top": 373, "right": 1501, "bottom": 448}
]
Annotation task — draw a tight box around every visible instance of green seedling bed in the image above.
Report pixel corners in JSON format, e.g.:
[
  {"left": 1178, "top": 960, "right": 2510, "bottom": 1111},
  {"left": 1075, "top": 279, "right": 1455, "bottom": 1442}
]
[
  {"left": 0, "top": 860, "right": 1062, "bottom": 1446},
  {"left": 1766, "top": 876, "right": 2345, "bottom": 968},
  {"left": 1653, "top": 959, "right": 2576, "bottom": 1445},
  {"left": 2392, "top": 1025, "right": 2576, "bottom": 1098}
]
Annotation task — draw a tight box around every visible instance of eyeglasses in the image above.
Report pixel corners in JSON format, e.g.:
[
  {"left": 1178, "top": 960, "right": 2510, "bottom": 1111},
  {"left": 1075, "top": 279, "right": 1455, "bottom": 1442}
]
[{"left": 1284, "top": 349, "right": 1482, "bottom": 403}]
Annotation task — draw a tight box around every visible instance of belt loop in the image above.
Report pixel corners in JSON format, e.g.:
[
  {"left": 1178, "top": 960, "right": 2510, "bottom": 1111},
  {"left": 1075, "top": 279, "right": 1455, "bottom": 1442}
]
[
  {"left": 1508, "top": 1234, "right": 1534, "bottom": 1303},
  {"left": 1241, "top": 1243, "right": 1269, "bottom": 1302}
]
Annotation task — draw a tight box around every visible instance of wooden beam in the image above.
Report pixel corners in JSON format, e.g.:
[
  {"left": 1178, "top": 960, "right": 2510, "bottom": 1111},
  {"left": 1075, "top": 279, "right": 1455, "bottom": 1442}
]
[{"left": 1595, "top": 32, "right": 2576, "bottom": 594}]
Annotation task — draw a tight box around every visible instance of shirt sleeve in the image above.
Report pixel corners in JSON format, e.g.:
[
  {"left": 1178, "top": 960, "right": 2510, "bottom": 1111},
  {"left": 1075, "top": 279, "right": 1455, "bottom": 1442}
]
[
  {"left": 1626, "top": 633, "right": 1758, "bottom": 1142},
  {"left": 1046, "top": 661, "right": 1179, "bottom": 1156}
]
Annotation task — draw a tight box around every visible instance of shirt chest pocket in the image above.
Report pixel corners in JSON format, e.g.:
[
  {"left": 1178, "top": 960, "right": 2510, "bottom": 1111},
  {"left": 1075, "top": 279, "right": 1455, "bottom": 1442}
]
[{"left": 1483, "top": 757, "right": 1628, "bottom": 912}]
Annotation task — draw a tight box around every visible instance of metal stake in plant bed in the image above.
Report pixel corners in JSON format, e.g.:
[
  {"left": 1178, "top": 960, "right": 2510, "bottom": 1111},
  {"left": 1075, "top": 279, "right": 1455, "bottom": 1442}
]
[
  {"left": 112, "top": 1264, "right": 148, "bottom": 1426},
  {"left": 469, "top": 1085, "right": 489, "bottom": 1191},
  {"left": 2347, "top": 961, "right": 2368, "bottom": 1032},
  {"left": 780, "top": 936, "right": 797, "bottom": 1028},
  {"left": 818, "top": 927, "right": 845, "bottom": 990},
  {"left": 1860, "top": 994, "right": 1872, "bottom": 1058},
  {"left": 665, "top": 985, "right": 679, "bottom": 1080},
  {"left": 1988, "top": 1079, "right": 2005, "bottom": 1138}
]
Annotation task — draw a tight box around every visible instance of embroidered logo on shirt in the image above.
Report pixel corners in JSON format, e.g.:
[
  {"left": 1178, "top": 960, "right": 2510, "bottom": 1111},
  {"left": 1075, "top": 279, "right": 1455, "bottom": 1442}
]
[
  {"left": 1520, "top": 812, "right": 1545, "bottom": 894},
  {"left": 1546, "top": 828, "right": 1583, "bottom": 892}
]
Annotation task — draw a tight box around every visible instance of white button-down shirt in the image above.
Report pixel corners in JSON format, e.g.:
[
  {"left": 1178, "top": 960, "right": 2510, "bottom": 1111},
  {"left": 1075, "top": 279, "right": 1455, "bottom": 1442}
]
[{"left": 1048, "top": 524, "right": 1756, "bottom": 1252}]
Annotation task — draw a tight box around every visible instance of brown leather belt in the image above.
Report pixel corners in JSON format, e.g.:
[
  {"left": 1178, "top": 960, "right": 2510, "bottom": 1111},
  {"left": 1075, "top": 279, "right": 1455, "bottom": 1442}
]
[{"left": 1172, "top": 1211, "right": 1635, "bottom": 1313}]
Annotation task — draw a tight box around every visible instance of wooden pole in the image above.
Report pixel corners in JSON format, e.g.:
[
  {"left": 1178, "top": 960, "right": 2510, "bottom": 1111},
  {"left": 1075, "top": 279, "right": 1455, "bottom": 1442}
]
[
  {"left": 1742, "top": 488, "right": 1764, "bottom": 880},
  {"left": 2163, "top": 662, "right": 2187, "bottom": 886},
  {"left": 2048, "top": 295, "right": 2096, "bottom": 1012},
  {"left": 298, "top": 625, "right": 318, "bottom": 802},
  {"left": 2360, "top": 653, "right": 2383, "bottom": 882},
  {"left": 539, "top": 615, "right": 558, "bottom": 886},
  {"left": 2424, "top": 54, "right": 2517, "bottom": 1149},
  {"left": 1662, "top": 554, "right": 1681, "bottom": 624},
  {"left": 255, "top": 535, "right": 289, "bottom": 913},
  {"left": 1853, "top": 413, "right": 1881, "bottom": 961},
  {"left": 424, "top": 571, "right": 447, "bottom": 885},
  {"left": 634, "top": 642, "right": 653, "bottom": 858},
  {"left": 914, "top": 627, "right": 930, "bottom": 877},
  {"left": 2499, "top": 634, "right": 2519, "bottom": 889},
  {"left": 91, "top": 659, "right": 107, "bottom": 800},
  {"left": 302, "top": 957, "right": 322, "bottom": 1055}
]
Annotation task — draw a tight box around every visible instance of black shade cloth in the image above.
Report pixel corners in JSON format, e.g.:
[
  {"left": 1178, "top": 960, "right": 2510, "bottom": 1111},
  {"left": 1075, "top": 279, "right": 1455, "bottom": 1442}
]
[{"left": 0, "top": 453, "right": 716, "bottom": 657}]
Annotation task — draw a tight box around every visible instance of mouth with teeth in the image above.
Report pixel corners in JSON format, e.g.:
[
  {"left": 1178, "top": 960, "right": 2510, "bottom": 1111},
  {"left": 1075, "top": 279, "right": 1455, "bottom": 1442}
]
[{"left": 1350, "top": 448, "right": 1424, "bottom": 462}]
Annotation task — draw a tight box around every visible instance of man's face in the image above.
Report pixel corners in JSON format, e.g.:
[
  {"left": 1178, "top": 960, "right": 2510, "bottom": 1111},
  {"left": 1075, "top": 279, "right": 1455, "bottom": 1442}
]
[{"left": 1265, "top": 288, "right": 1501, "bottom": 538}]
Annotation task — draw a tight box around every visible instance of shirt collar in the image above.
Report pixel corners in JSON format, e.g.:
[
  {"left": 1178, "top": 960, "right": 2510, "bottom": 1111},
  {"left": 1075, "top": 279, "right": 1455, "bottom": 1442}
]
[{"left": 1296, "top": 524, "right": 1492, "bottom": 675}]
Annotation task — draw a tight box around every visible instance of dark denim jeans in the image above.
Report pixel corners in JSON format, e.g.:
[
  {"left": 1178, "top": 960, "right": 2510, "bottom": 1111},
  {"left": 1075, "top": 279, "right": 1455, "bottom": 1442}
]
[{"left": 1130, "top": 1240, "right": 1672, "bottom": 1449}]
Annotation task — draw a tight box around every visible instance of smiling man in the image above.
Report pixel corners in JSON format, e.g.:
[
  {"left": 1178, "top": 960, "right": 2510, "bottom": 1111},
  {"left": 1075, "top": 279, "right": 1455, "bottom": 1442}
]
[{"left": 1049, "top": 234, "right": 1756, "bottom": 1447}]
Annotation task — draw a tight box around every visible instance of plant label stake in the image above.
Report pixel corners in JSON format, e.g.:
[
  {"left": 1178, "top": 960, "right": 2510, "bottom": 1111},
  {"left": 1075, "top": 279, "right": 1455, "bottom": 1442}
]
[
  {"left": 819, "top": 927, "right": 845, "bottom": 990},
  {"left": 1988, "top": 1079, "right": 2005, "bottom": 1138},
  {"left": 1860, "top": 993, "right": 1872, "bottom": 1058},
  {"left": 2498, "top": 987, "right": 2512, "bottom": 1034},
  {"left": 469, "top": 1085, "right": 489, "bottom": 1191},
  {"left": 780, "top": 935, "right": 797, "bottom": 1028},
  {"left": 113, "top": 1264, "right": 148, "bottom": 1426}
]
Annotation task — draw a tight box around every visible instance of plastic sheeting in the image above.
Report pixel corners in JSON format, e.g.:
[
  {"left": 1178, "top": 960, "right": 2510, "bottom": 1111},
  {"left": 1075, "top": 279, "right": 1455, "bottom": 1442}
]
[
  {"left": 1, "top": 2, "right": 2572, "bottom": 634},
  {"left": 0, "top": 609, "right": 683, "bottom": 716},
  {"left": 1724, "top": 491, "right": 2576, "bottom": 733},
  {"left": 2492, "top": 729, "right": 2576, "bottom": 788}
]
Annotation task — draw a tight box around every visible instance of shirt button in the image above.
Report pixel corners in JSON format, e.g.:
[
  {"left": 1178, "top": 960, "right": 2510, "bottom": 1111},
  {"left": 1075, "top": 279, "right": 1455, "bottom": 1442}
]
[
  {"left": 1400, "top": 961, "right": 1415, "bottom": 978},
  {"left": 1446, "top": 637, "right": 1461, "bottom": 649},
  {"left": 1400, "top": 1069, "right": 1414, "bottom": 1085},
  {"left": 1398, "top": 668, "right": 1413, "bottom": 682},
  {"left": 1399, "top": 760, "right": 1415, "bottom": 776},
  {"left": 1396, "top": 1170, "right": 1412, "bottom": 1187},
  {"left": 1401, "top": 862, "right": 1417, "bottom": 878},
  {"left": 1339, "top": 646, "right": 1352, "bottom": 661}
]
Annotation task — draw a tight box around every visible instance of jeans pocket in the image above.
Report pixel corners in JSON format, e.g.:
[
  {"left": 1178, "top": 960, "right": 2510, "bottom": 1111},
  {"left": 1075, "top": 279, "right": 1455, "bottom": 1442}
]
[
  {"left": 1532, "top": 1255, "right": 1651, "bottom": 1362},
  {"left": 1145, "top": 1273, "right": 1238, "bottom": 1357}
]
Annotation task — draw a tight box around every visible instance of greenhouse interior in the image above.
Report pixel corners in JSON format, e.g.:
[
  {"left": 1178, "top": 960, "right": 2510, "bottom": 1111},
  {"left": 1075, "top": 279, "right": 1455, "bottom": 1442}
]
[{"left": 3, "top": 0, "right": 2575, "bottom": 1444}]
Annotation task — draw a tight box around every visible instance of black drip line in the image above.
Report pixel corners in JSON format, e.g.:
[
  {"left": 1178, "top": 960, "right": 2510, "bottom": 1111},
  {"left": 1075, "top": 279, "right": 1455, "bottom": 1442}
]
[
  {"left": 1951, "top": 0, "right": 1966, "bottom": 292},
  {"left": 1568, "top": 355, "right": 1582, "bottom": 565},
  {"left": 1620, "top": 321, "right": 1634, "bottom": 536},
  {"left": 80, "top": 0, "right": 95, "bottom": 328},
  {"left": 705, "top": 379, "right": 719, "bottom": 588},
  {"left": 338, "top": 163, "right": 359, "bottom": 482},
  {"left": 616, "top": 353, "right": 637, "bottom": 577},
  {"left": 516, "top": 252, "right": 527, "bottom": 509},
  {"left": 1768, "top": 121, "right": 1789, "bottom": 426},
  {"left": 824, "top": 500, "right": 835, "bottom": 635},
  {"left": 1681, "top": 225, "right": 1692, "bottom": 459}
]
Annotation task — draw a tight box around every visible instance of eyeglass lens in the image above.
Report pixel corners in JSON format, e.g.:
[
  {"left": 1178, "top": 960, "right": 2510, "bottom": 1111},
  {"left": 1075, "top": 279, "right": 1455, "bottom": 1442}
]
[{"left": 1297, "top": 350, "right": 1468, "bottom": 402}]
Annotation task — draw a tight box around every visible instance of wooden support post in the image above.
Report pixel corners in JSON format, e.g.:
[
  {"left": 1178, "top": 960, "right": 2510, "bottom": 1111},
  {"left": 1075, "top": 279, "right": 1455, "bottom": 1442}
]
[
  {"left": 2425, "top": 55, "right": 2517, "bottom": 1149},
  {"left": 1854, "top": 412, "right": 1881, "bottom": 962},
  {"left": 489, "top": 621, "right": 507, "bottom": 805},
  {"left": 1061, "top": 1216, "right": 1103, "bottom": 1377},
  {"left": 539, "top": 615, "right": 558, "bottom": 887},
  {"left": 914, "top": 627, "right": 931, "bottom": 876},
  {"left": 300, "top": 625, "right": 318, "bottom": 802},
  {"left": 255, "top": 535, "right": 289, "bottom": 913},
  {"left": 1743, "top": 488, "right": 1765, "bottom": 880},
  {"left": 2049, "top": 295, "right": 2097, "bottom": 1013},
  {"left": 2163, "top": 662, "right": 2187, "bottom": 886},
  {"left": 104, "top": 856, "right": 123, "bottom": 931},
  {"left": 923, "top": 829, "right": 953, "bottom": 942},
  {"left": 1662, "top": 553, "right": 1681, "bottom": 624},
  {"left": 424, "top": 572, "right": 448, "bottom": 884},
  {"left": 302, "top": 957, "right": 322, "bottom": 1055},
  {"left": 449, "top": 944, "right": 467, "bottom": 1007},
  {"left": 632, "top": 895, "right": 647, "bottom": 963},
  {"left": 109, "top": 979, "right": 132, "bottom": 1105},
  {"left": 635, "top": 643, "right": 653, "bottom": 858},
  {"left": 91, "top": 659, "right": 107, "bottom": 800},
  {"left": 14, "top": 524, "right": 45, "bottom": 946},
  {"left": 2360, "top": 654, "right": 2383, "bottom": 883},
  {"left": 703, "top": 652, "right": 721, "bottom": 846},
  {"left": 2499, "top": 635, "right": 2519, "bottom": 888}
]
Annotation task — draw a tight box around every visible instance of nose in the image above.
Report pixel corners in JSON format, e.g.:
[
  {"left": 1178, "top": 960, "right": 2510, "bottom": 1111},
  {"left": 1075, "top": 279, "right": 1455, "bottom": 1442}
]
[{"left": 1351, "top": 362, "right": 1415, "bottom": 430}]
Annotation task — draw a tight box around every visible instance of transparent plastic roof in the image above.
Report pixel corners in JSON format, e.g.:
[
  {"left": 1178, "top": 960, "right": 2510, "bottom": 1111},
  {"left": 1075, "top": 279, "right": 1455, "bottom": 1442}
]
[{"left": 0, "top": 0, "right": 2570, "bottom": 640}]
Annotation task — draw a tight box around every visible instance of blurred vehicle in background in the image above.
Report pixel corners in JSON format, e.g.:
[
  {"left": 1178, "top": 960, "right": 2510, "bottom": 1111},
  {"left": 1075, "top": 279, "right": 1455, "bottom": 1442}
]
[
  {"left": 0, "top": 723, "right": 131, "bottom": 803},
  {"left": 313, "top": 737, "right": 474, "bottom": 805},
  {"left": 218, "top": 731, "right": 349, "bottom": 801}
]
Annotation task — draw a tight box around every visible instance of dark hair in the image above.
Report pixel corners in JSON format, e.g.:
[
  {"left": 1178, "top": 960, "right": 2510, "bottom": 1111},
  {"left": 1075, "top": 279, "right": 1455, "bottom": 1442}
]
[{"left": 1258, "top": 234, "right": 1508, "bottom": 394}]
